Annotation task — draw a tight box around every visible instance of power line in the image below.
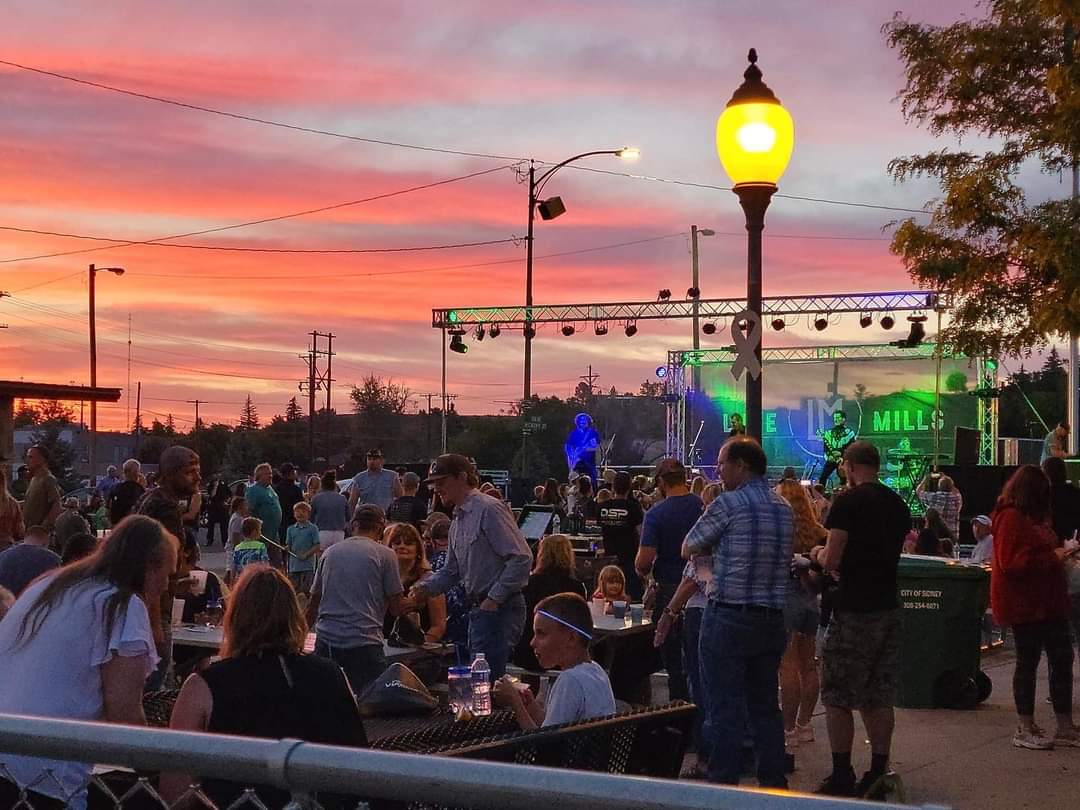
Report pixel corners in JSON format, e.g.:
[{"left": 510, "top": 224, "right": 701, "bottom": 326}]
[
  {"left": 6, "top": 270, "right": 84, "bottom": 293},
  {"left": 0, "top": 59, "right": 933, "bottom": 217},
  {"left": 0, "top": 59, "right": 523, "bottom": 162},
  {"left": 0, "top": 163, "right": 516, "bottom": 265},
  {"left": 0, "top": 224, "right": 519, "bottom": 255}
]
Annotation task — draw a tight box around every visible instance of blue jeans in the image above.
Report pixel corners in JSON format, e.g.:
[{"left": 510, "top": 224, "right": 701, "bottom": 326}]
[
  {"left": 314, "top": 639, "right": 387, "bottom": 695},
  {"left": 699, "top": 602, "right": 787, "bottom": 787},
  {"left": 653, "top": 583, "right": 689, "bottom": 701},
  {"left": 468, "top": 592, "right": 526, "bottom": 679},
  {"left": 682, "top": 606, "right": 709, "bottom": 757}
]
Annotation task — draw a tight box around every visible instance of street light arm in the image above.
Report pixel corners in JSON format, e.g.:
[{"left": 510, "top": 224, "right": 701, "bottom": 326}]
[{"left": 532, "top": 150, "right": 626, "bottom": 198}]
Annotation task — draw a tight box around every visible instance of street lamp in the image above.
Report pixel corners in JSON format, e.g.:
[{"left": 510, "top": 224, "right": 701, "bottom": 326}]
[
  {"left": 89, "top": 263, "right": 124, "bottom": 480},
  {"left": 716, "top": 49, "right": 793, "bottom": 440},
  {"left": 523, "top": 147, "right": 639, "bottom": 400}
]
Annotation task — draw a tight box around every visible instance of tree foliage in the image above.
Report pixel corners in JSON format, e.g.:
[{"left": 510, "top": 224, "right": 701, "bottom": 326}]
[
  {"left": 884, "top": 2, "right": 1080, "bottom": 357},
  {"left": 238, "top": 396, "right": 260, "bottom": 431}
]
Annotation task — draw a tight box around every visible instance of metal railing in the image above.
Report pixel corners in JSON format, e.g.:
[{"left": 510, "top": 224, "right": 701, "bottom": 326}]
[{"left": 0, "top": 713, "right": 948, "bottom": 810}]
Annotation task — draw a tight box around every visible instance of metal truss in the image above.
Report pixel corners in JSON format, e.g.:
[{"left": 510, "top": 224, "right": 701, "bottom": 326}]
[
  {"left": 664, "top": 342, "right": 997, "bottom": 466},
  {"left": 668, "top": 342, "right": 941, "bottom": 371},
  {"left": 433, "top": 290, "right": 941, "bottom": 329},
  {"left": 975, "top": 359, "right": 1000, "bottom": 465}
]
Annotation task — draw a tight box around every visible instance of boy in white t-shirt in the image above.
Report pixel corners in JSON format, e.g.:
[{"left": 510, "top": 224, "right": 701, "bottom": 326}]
[{"left": 494, "top": 592, "right": 616, "bottom": 729}]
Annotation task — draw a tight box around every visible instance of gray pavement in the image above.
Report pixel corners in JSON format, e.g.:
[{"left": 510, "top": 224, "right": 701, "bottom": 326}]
[{"left": 780, "top": 645, "right": 1080, "bottom": 808}]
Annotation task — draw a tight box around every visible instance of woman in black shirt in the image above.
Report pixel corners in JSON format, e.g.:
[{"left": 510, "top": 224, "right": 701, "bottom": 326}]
[
  {"left": 513, "top": 534, "right": 588, "bottom": 671},
  {"left": 161, "top": 566, "right": 366, "bottom": 808}
]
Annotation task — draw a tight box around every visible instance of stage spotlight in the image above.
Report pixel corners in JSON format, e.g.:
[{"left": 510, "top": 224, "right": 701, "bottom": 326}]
[
  {"left": 771, "top": 317, "right": 785, "bottom": 331},
  {"left": 736, "top": 318, "right": 749, "bottom": 332},
  {"left": 474, "top": 324, "right": 485, "bottom": 341},
  {"left": 523, "top": 325, "right": 536, "bottom": 339},
  {"left": 880, "top": 313, "right": 895, "bottom": 330},
  {"left": 624, "top": 321, "right": 638, "bottom": 337},
  {"left": 657, "top": 289, "right": 672, "bottom": 301},
  {"left": 561, "top": 323, "right": 575, "bottom": 337},
  {"left": 702, "top": 322, "right": 717, "bottom": 335},
  {"left": 859, "top": 313, "right": 873, "bottom": 329},
  {"left": 893, "top": 314, "right": 927, "bottom": 348},
  {"left": 449, "top": 333, "right": 468, "bottom": 354},
  {"left": 686, "top": 286, "right": 701, "bottom": 299},
  {"left": 814, "top": 315, "right": 828, "bottom": 332},
  {"left": 489, "top": 323, "right": 500, "bottom": 338},
  {"left": 655, "top": 366, "right": 668, "bottom": 379},
  {"left": 594, "top": 321, "right": 608, "bottom": 336}
]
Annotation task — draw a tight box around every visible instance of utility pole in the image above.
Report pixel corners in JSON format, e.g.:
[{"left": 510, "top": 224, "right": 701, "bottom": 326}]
[
  {"left": 185, "top": 399, "right": 203, "bottom": 457},
  {"left": 134, "top": 381, "right": 142, "bottom": 456},
  {"left": 580, "top": 365, "right": 600, "bottom": 397},
  {"left": 298, "top": 332, "right": 335, "bottom": 467}
]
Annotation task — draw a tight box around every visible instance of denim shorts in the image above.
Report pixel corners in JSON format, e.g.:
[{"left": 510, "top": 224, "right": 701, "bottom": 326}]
[{"left": 784, "top": 587, "right": 819, "bottom": 637}]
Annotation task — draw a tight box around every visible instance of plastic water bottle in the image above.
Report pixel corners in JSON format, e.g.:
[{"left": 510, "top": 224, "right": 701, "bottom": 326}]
[
  {"left": 470, "top": 653, "right": 492, "bottom": 716},
  {"left": 551, "top": 513, "right": 561, "bottom": 535}
]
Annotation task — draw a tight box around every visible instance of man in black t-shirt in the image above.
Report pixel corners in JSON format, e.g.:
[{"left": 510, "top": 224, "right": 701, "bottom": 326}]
[
  {"left": 274, "top": 463, "right": 305, "bottom": 544},
  {"left": 386, "top": 472, "right": 428, "bottom": 528},
  {"left": 810, "top": 441, "right": 910, "bottom": 799},
  {"left": 599, "top": 471, "right": 644, "bottom": 599}
]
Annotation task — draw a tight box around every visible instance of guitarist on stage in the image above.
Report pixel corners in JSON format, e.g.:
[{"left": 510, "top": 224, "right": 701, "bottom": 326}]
[{"left": 817, "top": 410, "right": 857, "bottom": 489}]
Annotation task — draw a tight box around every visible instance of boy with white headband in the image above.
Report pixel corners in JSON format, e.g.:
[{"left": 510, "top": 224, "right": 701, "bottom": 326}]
[{"left": 493, "top": 592, "right": 615, "bottom": 728}]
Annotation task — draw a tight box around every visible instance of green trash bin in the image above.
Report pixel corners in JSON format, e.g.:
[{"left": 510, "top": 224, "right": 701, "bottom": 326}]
[{"left": 895, "top": 555, "right": 991, "bottom": 710}]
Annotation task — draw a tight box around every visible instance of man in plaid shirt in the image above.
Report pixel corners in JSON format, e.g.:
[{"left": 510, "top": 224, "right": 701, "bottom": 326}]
[
  {"left": 682, "top": 436, "right": 794, "bottom": 788},
  {"left": 916, "top": 473, "right": 962, "bottom": 539}
]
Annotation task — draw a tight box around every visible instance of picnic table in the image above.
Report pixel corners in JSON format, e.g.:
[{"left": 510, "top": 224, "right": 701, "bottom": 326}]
[{"left": 171, "top": 624, "right": 452, "bottom": 669}]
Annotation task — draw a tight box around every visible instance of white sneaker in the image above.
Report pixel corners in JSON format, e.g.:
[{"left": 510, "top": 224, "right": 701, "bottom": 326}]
[
  {"left": 1013, "top": 727, "right": 1054, "bottom": 750},
  {"left": 1053, "top": 726, "right": 1080, "bottom": 748},
  {"left": 796, "top": 722, "right": 815, "bottom": 743},
  {"left": 784, "top": 728, "right": 799, "bottom": 751}
]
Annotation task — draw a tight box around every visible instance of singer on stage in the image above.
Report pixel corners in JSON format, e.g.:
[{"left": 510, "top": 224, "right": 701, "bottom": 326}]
[{"left": 818, "top": 411, "right": 857, "bottom": 488}]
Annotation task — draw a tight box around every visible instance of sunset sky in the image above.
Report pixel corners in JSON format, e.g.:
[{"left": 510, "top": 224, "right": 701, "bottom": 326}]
[{"left": 1, "top": 0, "right": 1054, "bottom": 431}]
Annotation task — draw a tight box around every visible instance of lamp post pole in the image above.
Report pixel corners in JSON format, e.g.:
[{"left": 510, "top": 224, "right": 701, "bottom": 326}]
[
  {"left": 88, "top": 264, "right": 124, "bottom": 482},
  {"left": 524, "top": 162, "right": 537, "bottom": 401},
  {"left": 89, "top": 265, "right": 97, "bottom": 478},
  {"left": 521, "top": 148, "right": 638, "bottom": 401},
  {"left": 715, "top": 49, "right": 793, "bottom": 443},
  {"left": 735, "top": 186, "right": 774, "bottom": 440}
]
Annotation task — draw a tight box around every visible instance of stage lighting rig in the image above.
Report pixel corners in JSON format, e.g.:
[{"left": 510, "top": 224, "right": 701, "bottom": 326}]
[
  {"left": 686, "top": 287, "right": 701, "bottom": 299},
  {"left": 859, "top": 313, "right": 873, "bottom": 328},
  {"left": 702, "top": 322, "right": 717, "bottom": 335},
  {"left": 474, "top": 324, "right": 485, "bottom": 341},
  {"left": 561, "top": 323, "right": 576, "bottom": 336},
  {"left": 657, "top": 289, "right": 672, "bottom": 301},
  {"left": 813, "top": 314, "right": 828, "bottom": 331},
  {"left": 594, "top": 321, "right": 609, "bottom": 336},
  {"left": 880, "top": 313, "right": 895, "bottom": 330},
  {"left": 624, "top": 320, "right": 638, "bottom": 337},
  {"left": 771, "top": 317, "right": 785, "bottom": 331},
  {"left": 449, "top": 329, "right": 468, "bottom": 354},
  {"left": 489, "top": 323, "right": 501, "bottom": 338}
]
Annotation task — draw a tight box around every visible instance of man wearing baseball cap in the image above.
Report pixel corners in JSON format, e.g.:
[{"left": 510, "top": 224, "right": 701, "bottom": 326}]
[
  {"left": 409, "top": 454, "right": 531, "bottom": 678},
  {"left": 969, "top": 515, "right": 993, "bottom": 566},
  {"left": 348, "top": 448, "right": 403, "bottom": 514}
]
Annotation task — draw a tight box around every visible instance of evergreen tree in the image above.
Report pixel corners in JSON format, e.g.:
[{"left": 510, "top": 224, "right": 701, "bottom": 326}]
[
  {"left": 285, "top": 397, "right": 304, "bottom": 423},
  {"left": 239, "top": 396, "right": 260, "bottom": 431},
  {"left": 165, "top": 413, "right": 176, "bottom": 435},
  {"left": 884, "top": 4, "right": 1080, "bottom": 357}
]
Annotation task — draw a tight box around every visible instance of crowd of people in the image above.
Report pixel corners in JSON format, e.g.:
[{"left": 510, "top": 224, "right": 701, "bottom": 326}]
[{"left": 2, "top": 431, "right": 1080, "bottom": 805}]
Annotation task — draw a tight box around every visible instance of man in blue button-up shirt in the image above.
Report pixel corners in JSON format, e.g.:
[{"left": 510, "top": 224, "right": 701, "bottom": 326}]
[
  {"left": 682, "top": 436, "right": 793, "bottom": 789},
  {"left": 410, "top": 454, "right": 531, "bottom": 678}
]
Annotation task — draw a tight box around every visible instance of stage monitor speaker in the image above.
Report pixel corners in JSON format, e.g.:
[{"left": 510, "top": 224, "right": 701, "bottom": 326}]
[
  {"left": 938, "top": 464, "right": 1019, "bottom": 520},
  {"left": 953, "top": 427, "right": 980, "bottom": 465}
]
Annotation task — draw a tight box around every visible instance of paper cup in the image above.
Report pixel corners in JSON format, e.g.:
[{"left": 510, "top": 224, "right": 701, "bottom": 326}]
[
  {"left": 189, "top": 570, "right": 208, "bottom": 597},
  {"left": 612, "top": 600, "right": 628, "bottom": 620},
  {"left": 171, "top": 598, "right": 185, "bottom": 627},
  {"left": 629, "top": 603, "right": 644, "bottom": 623}
]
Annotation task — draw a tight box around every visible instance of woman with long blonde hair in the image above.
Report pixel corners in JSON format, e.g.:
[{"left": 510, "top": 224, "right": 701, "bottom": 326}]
[
  {"left": 515, "top": 534, "right": 588, "bottom": 670},
  {"left": 162, "top": 565, "right": 366, "bottom": 807},
  {"left": 775, "top": 479, "right": 827, "bottom": 752}
]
